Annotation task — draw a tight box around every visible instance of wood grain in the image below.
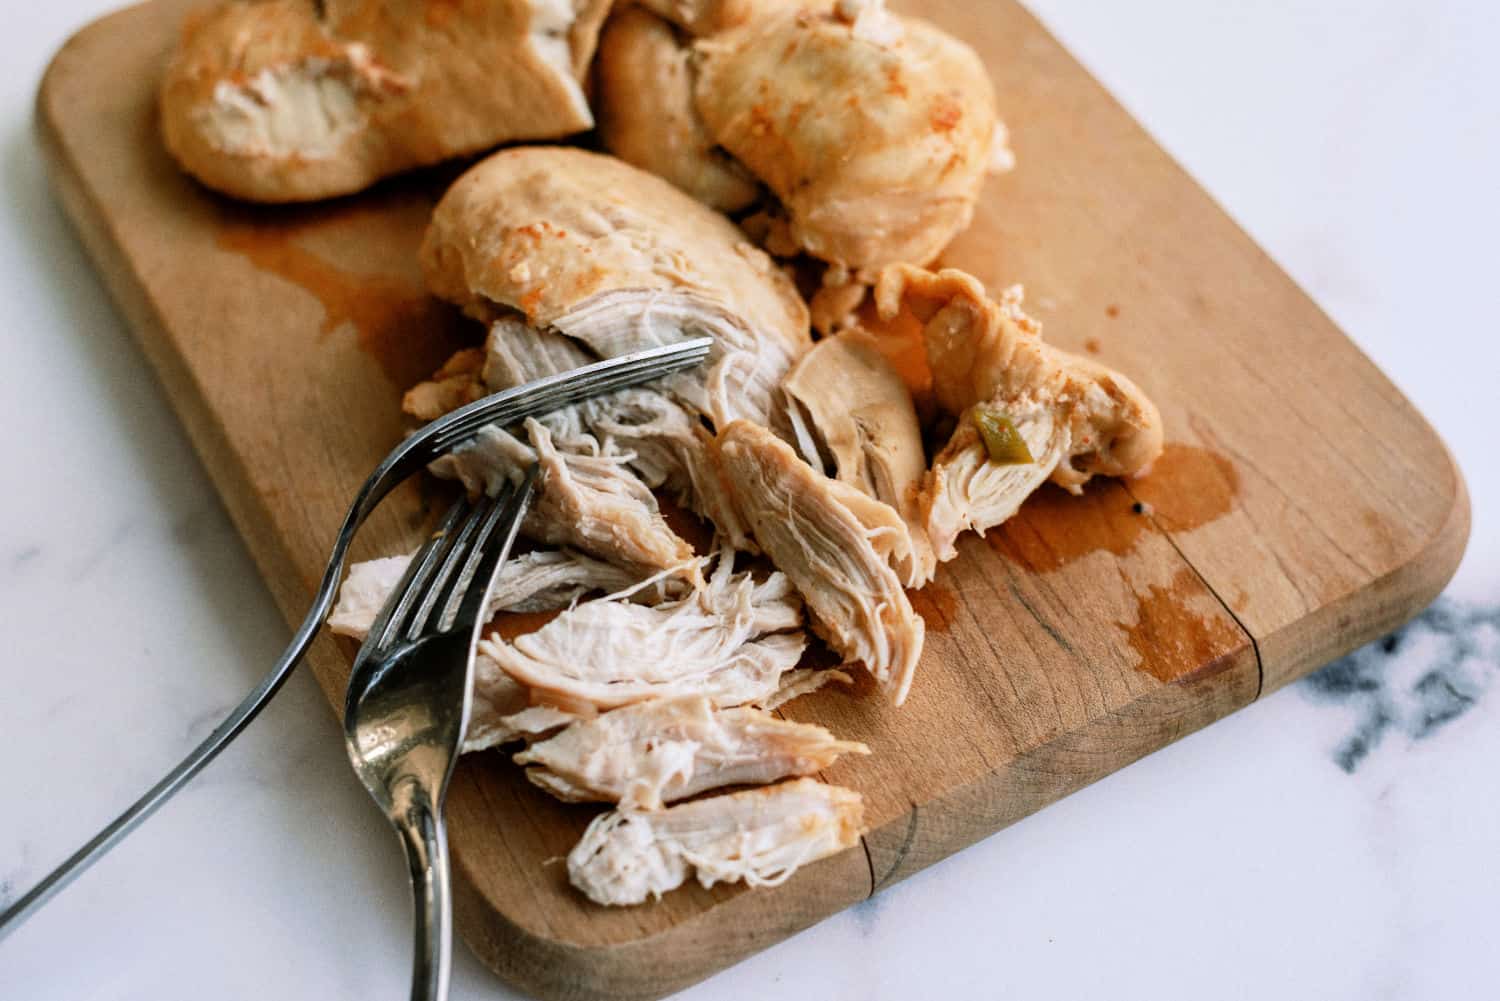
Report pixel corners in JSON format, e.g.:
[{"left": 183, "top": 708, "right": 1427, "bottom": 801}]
[{"left": 36, "top": 1, "right": 1468, "bottom": 998}]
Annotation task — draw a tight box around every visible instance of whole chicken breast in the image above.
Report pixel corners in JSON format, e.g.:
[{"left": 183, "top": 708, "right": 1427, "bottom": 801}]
[
  {"left": 421, "top": 146, "right": 809, "bottom": 427},
  {"left": 716, "top": 420, "right": 923, "bottom": 704},
  {"left": 693, "top": 0, "right": 997, "bottom": 277},
  {"left": 876, "top": 265, "right": 1164, "bottom": 560},
  {"left": 516, "top": 694, "right": 868, "bottom": 809},
  {"left": 160, "top": 0, "right": 611, "bottom": 202},
  {"left": 596, "top": 0, "right": 997, "bottom": 314},
  {"left": 567, "top": 778, "right": 864, "bottom": 906}
]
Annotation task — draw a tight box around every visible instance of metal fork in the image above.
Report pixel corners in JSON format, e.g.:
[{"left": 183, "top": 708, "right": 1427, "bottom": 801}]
[
  {"left": 346, "top": 467, "right": 536, "bottom": 1001},
  {"left": 0, "top": 337, "right": 712, "bottom": 939}
]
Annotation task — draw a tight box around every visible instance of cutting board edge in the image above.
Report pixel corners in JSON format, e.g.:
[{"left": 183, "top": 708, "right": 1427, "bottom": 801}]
[
  {"left": 1255, "top": 441, "right": 1470, "bottom": 695},
  {"left": 31, "top": 4, "right": 1474, "bottom": 1000}
]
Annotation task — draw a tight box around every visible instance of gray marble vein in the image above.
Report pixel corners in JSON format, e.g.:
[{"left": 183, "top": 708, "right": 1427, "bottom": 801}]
[{"left": 1300, "top": 598, "right": 1500, "bottom": 772}]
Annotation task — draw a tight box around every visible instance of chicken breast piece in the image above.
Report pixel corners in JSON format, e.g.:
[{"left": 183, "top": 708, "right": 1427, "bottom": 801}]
[
  {"left": 876, "top": 265, "right": 1164, "bottom": 560},
  {"left": 595, "top": 7, "right": 760, "bottom": 214},
  {"left": 634, "top": 0, "right": 787, "bottom": 35},
  {"left": 568, "top": 778, "right": 864, "bottom": 906},
  {"left": 328, "top": 547, "right": 651, "bottom": 641},
  {"left": 479, "top": 552, "right": 807, "bottom": 713},
  {"left": 777, "top": 330, "right": 936, "bottom": 585},
  {"left": 160, "top": 0, "right": 611, "bottom": 202},
  {"left": 464, "top": 655, "right": 533, "bottom": 754},
  {"left": 421, "top": 146, "right": 810, "bottom": 429},
  {"left": 756, "top": 666, "right": 854, "bottom": 710},
  {"left": 465, "top": 703, "right": 579, "bottom": 754},
  {"left": 691, "top": 0, "right": 997, "bottom": 277},
  {"left": 516, "top": 694, "right": 868, "bottom": 809},
  {"left": 420, "top": 317, "right": 752, "bottom": 564},
  {"left": 716, "top": 420, "right": 923, "bottom": 705}
]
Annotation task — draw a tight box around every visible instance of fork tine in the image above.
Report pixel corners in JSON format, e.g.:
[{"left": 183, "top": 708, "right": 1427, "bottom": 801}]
[
  {"left": 406, "top": 482, "right": 514, "bottom": 639},
  {"left": 446, "top": 464, "right": 538, "bottom": 635},
  {"left": 427, "top": 337, "right": 712, "bottom": 451},
  {"left": 362, "top": 499, "right": 470, "bottom": 655}
]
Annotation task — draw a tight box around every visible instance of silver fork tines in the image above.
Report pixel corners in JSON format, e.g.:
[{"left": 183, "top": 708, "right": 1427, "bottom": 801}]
[
  {"left": 344, "top": 465, "right": 537, "bottom": 1001},
  {"left": 0, "top": 337, "right": 711, "bottom": 939}
]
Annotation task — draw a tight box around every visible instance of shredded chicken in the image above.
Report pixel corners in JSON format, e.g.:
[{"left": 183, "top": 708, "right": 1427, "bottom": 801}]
[
  {"left": 463, "top": 657, "right": 533, "bottom": 753},
  {"left": 327, "top": 548, "right": 652, "bottom": 641},
  {"left": 414, "top": 148, "right": 808, "bottom": 567},
  {"left": 756, "top": 667, "right": 855, "bottom": 711},
  {"left": 716, "top": 421, "right": 923, "bottom": 704},
  {"left": 777, "top": 330, "right": 936, "bottom": 585},
  {"left": 876, "top": 265, "right": 1164, "bottom": 559},
  {"left": 516, "top": 695, "right": 868, "bottom": 809},
  {"left": 479, "top": 551, "right": 806, "bottom": 713},
  {"left": 567, "top": 778, "right": 864, "bottom": 906},
  {"left": 465, "top": 702, "right": 578, "bottom": 754}
]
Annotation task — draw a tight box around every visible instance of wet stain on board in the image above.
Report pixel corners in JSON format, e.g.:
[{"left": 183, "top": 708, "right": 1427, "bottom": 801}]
[
  {"left": 987, "top": 479, "right": 1143, "bottom": 572},
  {"left": 214, "top": 185, "right": 473, "bottom": 390},
  {"left": 1130, "top": 443, "right": 1240, "bottom": 534},
  {"left": 988, "top": 443, "right": 1239, "bottom": 573},
  {"left": 1117, "top": 568, "right": 1245, "bottom": 684},
  {"left": 910, "top": 582, "right": 958, "bottom": 633}
]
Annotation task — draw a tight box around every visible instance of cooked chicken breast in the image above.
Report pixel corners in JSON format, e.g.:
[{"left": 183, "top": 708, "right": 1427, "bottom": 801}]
[
  {"left": 777, "top": 330, "right": 936, "bottom": 585},
  {"left": 328, "top": 547, "right": 651, "bottom": 641},
  {"left": 758, "top": 666, "right": 854, "bottom": 710},
  {"left": 160, "top": 0, "right": 610, "bottom": 202},
  {"left": 567, "top": 778, "right": 863, "bottom": 905},
  {"left": 595, "top": 7, "right": 759, "bottom": 214},
  {"left": 422, "top": 146, "right": 809, "bottom": 428},
  {"left": 466, "top": 702, "right": 579, "bottom": 754},
  {"left": 635, "top": 0, "right": 785, "bottom": 35},
  {"left": 695, "top": 0, "right": 997, "bottom": 276},
  {"left": 464, "top": 655, "right": 534, "bottom": 753},
  {"left": 596, "top": 0, "right": 997, "bottom": 326},
  {"left": 716, "top": 420, "right": 923, "bottom": 704},
  {"left": 479, "top": 552, "right": 806, "bottom": 713},
  {"left": 415, "top": 147, "right": 810, "bottom": 567},
  {"left": 516, "top": 694, "right": 868, "bottom": 809},
  {"left": 876, "top": 265, "right": 1164, "bottom": 560}
]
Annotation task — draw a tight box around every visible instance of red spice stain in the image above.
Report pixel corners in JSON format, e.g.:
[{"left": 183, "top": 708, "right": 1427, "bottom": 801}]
[
  {"left": 1083, "top": 337, "right": 1102, "bottom": 354},
  {"left": 1131, "top": 443, "right": 1240, "bottom": 534},
  {"left": 989, "top": 444, "right": 1239, "bottom": 572},
  {"left": 884, "top": 63, "right": 909, "bottom": 97},
  {"left": 215, "top": 190, "right": 472, "bottom": 389},
  {"left": 909, "top": 581, "right": 957, "bottom": 633},
  {"left": 987, "top": 480, "right": 1142, "bottom": 573},
  {"left": 485, "top": 608, "right": 563, "bottom": 644},
  {"left": 1117, "top": 568, "right": 1244, "bottom": 684},
  {"left": 930, "top": 96, "right": 963, "bottom": 132},
  {"left": 1105, "top": 304, "right": 1121, "bottom": 318}
]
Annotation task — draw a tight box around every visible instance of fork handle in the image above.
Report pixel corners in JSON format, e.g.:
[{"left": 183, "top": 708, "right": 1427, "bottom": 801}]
[{"left": 397, "top": 793, "right": 453, "bottom": 1001}]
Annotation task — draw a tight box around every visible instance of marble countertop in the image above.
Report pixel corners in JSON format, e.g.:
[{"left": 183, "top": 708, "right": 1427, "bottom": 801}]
[{"left": 3, "top": 1, "right": 1495, "bottom": 998}]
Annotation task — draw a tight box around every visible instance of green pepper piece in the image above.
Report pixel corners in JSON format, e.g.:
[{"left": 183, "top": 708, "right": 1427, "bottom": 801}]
[{"left": 972, "top": 406, "right": 1035, "bottom": 465}]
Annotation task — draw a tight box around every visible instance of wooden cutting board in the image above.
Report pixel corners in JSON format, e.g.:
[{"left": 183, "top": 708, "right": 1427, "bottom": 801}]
[{"left": 37, "top": 1, "right": 1469, "bottom": 998}]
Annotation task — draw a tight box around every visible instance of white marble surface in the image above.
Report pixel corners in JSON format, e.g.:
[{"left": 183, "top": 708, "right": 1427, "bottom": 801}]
[{"left": 2, "top": 1, "right": 1497, "bottom": 998}]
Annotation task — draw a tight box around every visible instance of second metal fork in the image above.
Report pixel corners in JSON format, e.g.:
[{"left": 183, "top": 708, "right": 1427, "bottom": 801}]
[{"left": 344, "top": 466, "right": 538, "bottom": 1001}]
